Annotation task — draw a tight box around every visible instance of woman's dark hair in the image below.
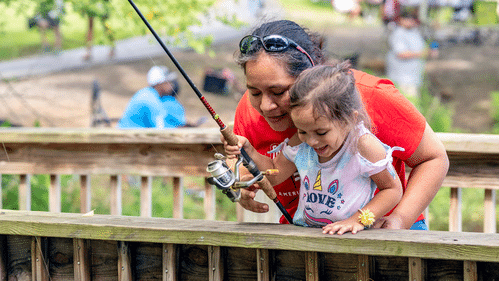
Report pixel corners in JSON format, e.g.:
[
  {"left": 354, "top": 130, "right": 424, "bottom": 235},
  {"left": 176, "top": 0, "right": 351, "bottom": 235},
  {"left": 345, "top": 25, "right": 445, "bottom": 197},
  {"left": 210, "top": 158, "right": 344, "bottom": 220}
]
[
  {"left": 289, "top": 62, "right": 371, "bottom": 131},
  {"left": 235, "top": 20, "right": 326, "bottom": 78}
]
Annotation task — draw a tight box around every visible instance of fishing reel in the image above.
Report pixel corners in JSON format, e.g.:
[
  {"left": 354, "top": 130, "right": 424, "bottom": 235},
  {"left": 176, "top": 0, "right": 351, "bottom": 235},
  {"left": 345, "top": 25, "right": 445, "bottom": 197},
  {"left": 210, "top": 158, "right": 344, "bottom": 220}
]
[{"left": 206, "top": 153, "right": 264, "bottom": 202}]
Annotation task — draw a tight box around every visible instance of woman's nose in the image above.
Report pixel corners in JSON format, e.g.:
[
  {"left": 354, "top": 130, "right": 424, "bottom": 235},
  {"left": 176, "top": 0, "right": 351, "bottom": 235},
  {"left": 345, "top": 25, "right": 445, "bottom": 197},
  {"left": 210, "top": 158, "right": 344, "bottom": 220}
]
[{"left": 260, "top": 94, "right": 277, "bottom": 112}]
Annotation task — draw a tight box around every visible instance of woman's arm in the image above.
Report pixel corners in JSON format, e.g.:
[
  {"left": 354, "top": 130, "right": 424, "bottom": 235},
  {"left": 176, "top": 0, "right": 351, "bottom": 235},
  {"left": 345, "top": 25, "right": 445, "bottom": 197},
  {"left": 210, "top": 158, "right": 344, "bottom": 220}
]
[{"left": 373, "top": 122, "right": 449, "bottom": 229}]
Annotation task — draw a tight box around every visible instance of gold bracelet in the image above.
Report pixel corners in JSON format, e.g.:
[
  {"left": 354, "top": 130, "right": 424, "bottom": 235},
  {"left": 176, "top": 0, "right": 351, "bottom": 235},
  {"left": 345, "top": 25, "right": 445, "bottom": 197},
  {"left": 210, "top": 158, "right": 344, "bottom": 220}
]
[{"left": 358, "top": 208, "right": 375, "bottom": 228}]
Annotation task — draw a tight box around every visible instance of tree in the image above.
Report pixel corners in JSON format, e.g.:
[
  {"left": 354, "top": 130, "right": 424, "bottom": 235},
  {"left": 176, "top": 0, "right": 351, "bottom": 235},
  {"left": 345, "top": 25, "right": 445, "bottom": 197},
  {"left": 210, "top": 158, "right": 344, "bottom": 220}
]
[{"left": 67, "top": 0, "right": 218, "bottom": 57}]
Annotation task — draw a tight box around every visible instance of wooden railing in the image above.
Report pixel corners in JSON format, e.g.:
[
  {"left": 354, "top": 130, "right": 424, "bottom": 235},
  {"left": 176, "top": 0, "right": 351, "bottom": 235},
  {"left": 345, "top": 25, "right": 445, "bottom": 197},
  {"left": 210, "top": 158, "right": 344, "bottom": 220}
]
[
  {"left": 0, "top": 128, "right": 498, "bottom": 231},
  {"left": 0, "top": 210, "right": 498, "bottom": 280}
]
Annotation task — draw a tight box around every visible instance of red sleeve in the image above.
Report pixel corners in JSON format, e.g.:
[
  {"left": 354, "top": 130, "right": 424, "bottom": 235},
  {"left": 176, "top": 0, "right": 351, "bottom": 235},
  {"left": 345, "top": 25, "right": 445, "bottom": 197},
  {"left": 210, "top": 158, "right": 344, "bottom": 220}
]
[{"left": 353, "top": 70, "right": 426, "bottom": 160}]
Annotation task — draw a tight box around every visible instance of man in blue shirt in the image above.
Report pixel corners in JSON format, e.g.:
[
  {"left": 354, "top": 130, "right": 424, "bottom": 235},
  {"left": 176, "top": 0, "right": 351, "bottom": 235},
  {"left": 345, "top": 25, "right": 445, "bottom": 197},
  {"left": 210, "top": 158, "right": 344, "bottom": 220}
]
[{"left": 117, "top": 66, "right": 186, "bottom": 128}]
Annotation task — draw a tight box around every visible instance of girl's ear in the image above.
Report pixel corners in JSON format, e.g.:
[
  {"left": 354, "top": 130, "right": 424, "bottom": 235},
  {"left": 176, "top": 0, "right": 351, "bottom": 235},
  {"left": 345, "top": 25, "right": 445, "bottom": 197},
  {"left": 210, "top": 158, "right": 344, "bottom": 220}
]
[{"left": 352, "top": 110, "right": 359, "bottom": 122}]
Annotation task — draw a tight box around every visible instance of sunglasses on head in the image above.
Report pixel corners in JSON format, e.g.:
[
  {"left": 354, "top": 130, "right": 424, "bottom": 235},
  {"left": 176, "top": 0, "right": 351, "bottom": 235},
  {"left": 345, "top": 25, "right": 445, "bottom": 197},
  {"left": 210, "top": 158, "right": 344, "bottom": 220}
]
[{"left": 239, "top": 35, "right": 315, "bottom": 67}]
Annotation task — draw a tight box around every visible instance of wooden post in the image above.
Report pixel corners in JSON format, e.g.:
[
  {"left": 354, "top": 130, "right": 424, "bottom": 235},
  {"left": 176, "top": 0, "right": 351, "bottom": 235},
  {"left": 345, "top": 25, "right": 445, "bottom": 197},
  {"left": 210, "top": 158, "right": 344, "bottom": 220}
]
[
  {"left": 449, "top": 187, "right": 462, "bottom": 232},
  {"left": 173, "top": 177, "right": 183, "bottom": 219},
  {"left": 208, "top": 246, "right": 223, "bottom": 281},
  {"left": 409, "top": 257, "right": 425, "bottom": 281},
  {"left": 305, "top": 251, "right": 319, "bottom": 281},
  {"left": 204, "top": 178, "right": 215, "bottom": 220},
  {"left": 463, "top": 260, "right": 477, "bottom": 281},
  {"left": 357, "top": 255, "right": 370, "bottom": 281},
  {"left": 49, "top": 174, "right": 61, "bottom": 213},
  {"left": 19, "top": 174, "right": 31, "bottom": 211},
  {"left": 483, "top": 189, "right": 496, "bottom": 233},
  {"left": 110, "top": 175, "right": 122, "bottom": 216},
  {"left": 74, "top": 239, "right": 91, "bottom": 281},
  {"left": 80, "top": 175, "right": 92, "bottom": 214},
  {"left": 32, "top": 237, "right": 49, "bottom": 281},
  {"left": 424, "top": 207, "right": 430, "bottom": 230},
  {"left": 0, "top": 174, "right": 2, "bottom": 209},
  {"left": 163, "top": 244, "right": 177, "bottom": 281},
  {"left": 0, "top": 235, "right": 6, "bottom": 281},
  {"left": 257, "top": 249, "right": 269, "bottom": 281},
  {"left": 118, "top": 241, "right": 133, "bottom": 281},
  {"left": 141, "top": 176, "right": 153, "bottom": 217}
]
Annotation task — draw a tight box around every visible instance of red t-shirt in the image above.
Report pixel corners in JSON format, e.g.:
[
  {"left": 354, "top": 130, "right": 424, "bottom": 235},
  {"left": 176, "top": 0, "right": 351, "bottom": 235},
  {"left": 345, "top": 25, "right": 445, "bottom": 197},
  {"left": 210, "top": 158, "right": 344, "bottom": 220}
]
[{"left": 234, "top": 69, "right": 426, "bottom": 224}]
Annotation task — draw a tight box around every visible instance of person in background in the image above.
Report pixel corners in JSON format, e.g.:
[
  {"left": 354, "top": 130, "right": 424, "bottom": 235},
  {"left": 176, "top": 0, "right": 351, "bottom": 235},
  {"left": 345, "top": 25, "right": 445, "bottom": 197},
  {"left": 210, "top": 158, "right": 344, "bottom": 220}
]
[
  {"left": 117, "top": 66, "right": 185, "bottom": 128},
  {"left": 230, "top": 19, "right": 449, "bottom": 230},
  {"left": 386, "top": 6, "right": 438, "bottom": 98},
  {"left": 224, "top": 63, "right": 403, "bottom": 235},
  {"left": 29, "top": 0, "right": 64, "bottom": 53}
]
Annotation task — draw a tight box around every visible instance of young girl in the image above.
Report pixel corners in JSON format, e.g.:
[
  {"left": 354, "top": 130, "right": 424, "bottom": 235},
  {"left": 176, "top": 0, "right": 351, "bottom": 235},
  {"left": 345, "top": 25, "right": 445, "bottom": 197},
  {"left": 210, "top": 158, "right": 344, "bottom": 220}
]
[{"left": 224, "top": 63, "right": 404, "bottom": 235}]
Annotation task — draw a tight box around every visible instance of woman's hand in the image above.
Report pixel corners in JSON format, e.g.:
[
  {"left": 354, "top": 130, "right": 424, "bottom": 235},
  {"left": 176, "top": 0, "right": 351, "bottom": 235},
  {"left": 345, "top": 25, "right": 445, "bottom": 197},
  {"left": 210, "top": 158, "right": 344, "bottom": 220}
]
[
  {"left": 220, "top": 134, "right": 249, "bottom": 159},
  {"left": 238, "top": 180, "right": 270, "bottom": 213}
]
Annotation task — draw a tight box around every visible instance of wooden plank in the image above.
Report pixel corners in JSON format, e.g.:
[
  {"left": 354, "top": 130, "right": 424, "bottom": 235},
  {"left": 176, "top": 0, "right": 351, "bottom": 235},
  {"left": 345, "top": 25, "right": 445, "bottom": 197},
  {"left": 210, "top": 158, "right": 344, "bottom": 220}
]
[
  {"left": 0, "top": 235, "right": 6, "bottom": 281},
  {"left": 204, "top": 178, "right": 215, "bottom": 220},
  {"left": 163, "top": 244, "right": 177, "bottom": 281},
  {"left": 256, "top": 249, "right": 269, "bottom": 281},
  {"left": 173, "top": 177, "right": 183, "bottom": 219},
  {"left": 463, "top": 261, "right": 477, "bottom": 281},
  {"left": 208, "top": 246, "right": 223, "bottom": 281},
  {"left": 19, "top": 174, "right": 31, "bottom": 211},
  {"left": 118, "top": 241, "right": 132, "bottom": 281},
  {"left": 49, "top": 238, "right": 74, "bottom": 281},
  {"left": 372, "top": 256, "right": 408, "bottom": 280},
  {"left": 357, "top": 254, "right": 369, "bottom": 281},
  {"left": 1, "top": 211, "right": 499, "bottom": 263},
  {"left": 0, "top": 142, "right": 222, "bottom": 176},
  {"left": 110, "top": 175, "right": 122, "bottom": 216},
  {"left": 80, "top": 175, "right": 92, "bottom": 214},
  {"left": 49, "top": 174, "right": 61, "bottom": 213},
  {"left": 305, "top": 251, "right": 318, "bottom": 281},
  {"left": 409, "top": 257, "right": 425, "bottom": 281},
  {"left": 135, "top": 242, "right": 162, "bottom": 280},
  {"left": 426, "top": 259, "right": 462, "bottom": 279},
  {"left": 0, "top": 128, "right": 222, "bottom": 144},
  {"left": 179, "top": 245, "right": 208, "bottom": 281},
  {"left": 32, "top": 237, "right": 49, "bottom": 281},
  {"left": 141, "top": 176, "right": 152, "bottom": 218},
  {"left": 224, "top": 247, "right": 256, "bottom": 280},
  {"left": 7, "top": 235, "right": 32, "bottom": 280},
  {"left": 0, "top": 174, "right": 2, "bottom": 209},
  {"left": 274, "top": 250, "right": 305, "bottom": 280},
  {"left": 483, "top": 189, "right": 496, "bottom": 233},
  {"left": 449, "top": 187, "right": 462, "bottom": 232},
  {"left": 321, "top": 253, "right": 364, "bottom": 280},
  {"left": 91, "top": 240, "right": 118, "bottom": 279},
  {"left": 74, "top": 239, "right": 91, "bottom": 281},
  {"left": 438, "top": 133, "right": 499, "bottom": 154}
]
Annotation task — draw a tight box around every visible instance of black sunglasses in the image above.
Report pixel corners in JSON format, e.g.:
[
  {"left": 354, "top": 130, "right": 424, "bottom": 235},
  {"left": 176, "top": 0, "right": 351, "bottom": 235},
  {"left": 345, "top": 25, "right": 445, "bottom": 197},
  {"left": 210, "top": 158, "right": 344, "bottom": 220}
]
[{"left": 239, "top": 35, "right": 315, "bottom": 67}]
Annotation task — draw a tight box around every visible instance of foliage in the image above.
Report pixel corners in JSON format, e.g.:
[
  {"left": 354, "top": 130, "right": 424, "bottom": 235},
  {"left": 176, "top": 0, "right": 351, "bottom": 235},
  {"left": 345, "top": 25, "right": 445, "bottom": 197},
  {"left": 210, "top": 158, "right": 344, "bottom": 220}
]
[
  {"left": 0, "top": 0, "right": 244, "bottom": 60},
  {"left": 1, "top": 174, "right": 237, "bottom": 221},
  {"left": 489, "top": 91, "right": 499, "bottom": 134}
]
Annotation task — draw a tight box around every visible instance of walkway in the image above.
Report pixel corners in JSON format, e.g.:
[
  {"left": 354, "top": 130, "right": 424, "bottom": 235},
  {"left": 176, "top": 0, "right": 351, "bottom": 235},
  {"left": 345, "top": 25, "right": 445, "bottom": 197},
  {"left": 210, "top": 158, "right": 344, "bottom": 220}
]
[{"left": 0, "top": 0, "right": 283, "bottom": 81}]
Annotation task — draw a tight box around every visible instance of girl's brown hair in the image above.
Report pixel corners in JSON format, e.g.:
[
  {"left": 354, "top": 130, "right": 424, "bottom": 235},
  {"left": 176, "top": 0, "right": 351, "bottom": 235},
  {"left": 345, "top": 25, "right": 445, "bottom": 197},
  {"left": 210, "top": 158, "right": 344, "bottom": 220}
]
[{"left": 289, "top": 62, "right": 371, "bottom": 132}]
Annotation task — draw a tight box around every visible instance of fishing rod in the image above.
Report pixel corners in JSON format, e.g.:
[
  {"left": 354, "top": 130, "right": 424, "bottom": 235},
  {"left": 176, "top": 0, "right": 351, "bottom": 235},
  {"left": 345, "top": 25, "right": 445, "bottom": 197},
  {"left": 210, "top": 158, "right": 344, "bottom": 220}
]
[{"left": 127, "top": 0, "right": 293, "bottom": 224}]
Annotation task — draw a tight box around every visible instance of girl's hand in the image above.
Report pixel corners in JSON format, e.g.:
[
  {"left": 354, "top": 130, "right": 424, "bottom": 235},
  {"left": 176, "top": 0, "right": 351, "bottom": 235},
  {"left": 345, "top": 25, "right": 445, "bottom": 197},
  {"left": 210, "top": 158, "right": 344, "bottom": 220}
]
[{"left": 322, "top": 216, "right": 365, "bottom": 235}]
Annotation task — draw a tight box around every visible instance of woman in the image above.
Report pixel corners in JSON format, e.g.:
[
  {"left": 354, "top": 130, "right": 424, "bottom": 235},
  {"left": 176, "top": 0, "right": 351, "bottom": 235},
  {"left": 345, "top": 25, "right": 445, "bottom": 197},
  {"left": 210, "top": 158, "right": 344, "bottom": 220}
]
[{"left": 231, "top": 19, "right": 449, "bottom": 230}]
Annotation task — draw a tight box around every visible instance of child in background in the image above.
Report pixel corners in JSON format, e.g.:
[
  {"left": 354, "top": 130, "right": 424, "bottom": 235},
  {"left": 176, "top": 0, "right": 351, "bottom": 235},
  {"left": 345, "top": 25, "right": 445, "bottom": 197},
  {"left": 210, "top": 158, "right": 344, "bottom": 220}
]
[{"left": 223, "top": 63, "right": 403, "bottom": 235}]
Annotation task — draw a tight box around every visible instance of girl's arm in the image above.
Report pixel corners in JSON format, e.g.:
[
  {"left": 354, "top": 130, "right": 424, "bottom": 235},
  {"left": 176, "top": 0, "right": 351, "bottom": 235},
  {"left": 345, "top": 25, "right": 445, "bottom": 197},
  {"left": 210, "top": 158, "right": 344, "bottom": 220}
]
[
  {"left": 222, "top": 134, "right": 298, "bottom": 186},
  {"left": 323, "top": 134, "right": 403, "bottom": 235}
]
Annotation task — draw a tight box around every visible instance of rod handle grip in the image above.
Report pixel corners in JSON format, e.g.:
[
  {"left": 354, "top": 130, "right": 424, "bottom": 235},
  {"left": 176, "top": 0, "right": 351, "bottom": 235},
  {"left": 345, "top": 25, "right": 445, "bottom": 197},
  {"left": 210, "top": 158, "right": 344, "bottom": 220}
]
[{"left": 221, "top": 126, "right": 239, "bottom": 147}]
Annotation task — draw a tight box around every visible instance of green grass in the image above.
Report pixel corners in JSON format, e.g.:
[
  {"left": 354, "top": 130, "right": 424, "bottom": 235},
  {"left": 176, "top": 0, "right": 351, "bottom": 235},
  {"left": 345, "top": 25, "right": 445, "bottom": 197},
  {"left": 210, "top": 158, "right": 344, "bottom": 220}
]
[{"left": 1, "top": 174, "right": 238, "bottom": 221}]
